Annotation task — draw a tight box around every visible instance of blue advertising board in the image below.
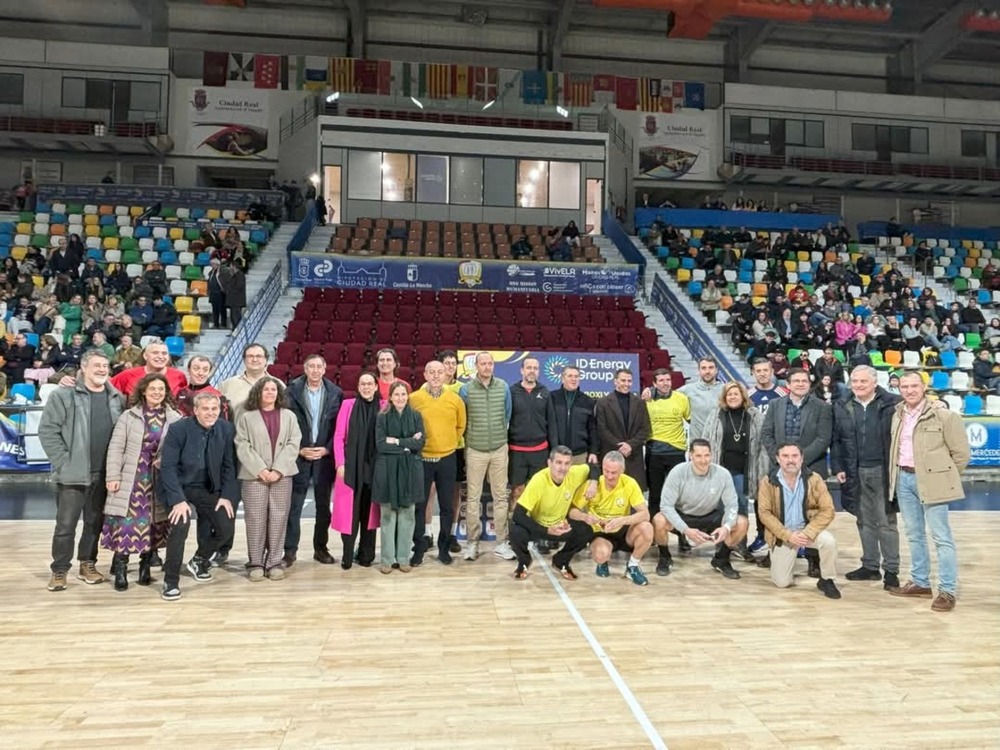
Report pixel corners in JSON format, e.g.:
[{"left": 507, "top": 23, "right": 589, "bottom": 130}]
[
  {"left": 289, "top": 252, "right": 639, "bottom": 297},
  {"left": 37, "top": 184, "right": 285, "bottom": 210},
  {"left": 635, "top": 208, "right": 840, "bottom": 232},
  {"left": 965, "top": 417, "right": 1000, "bottom": 467},
  {"left": 0, "top": 410, "right": 50, "bottom": 473},
  {"left": 454, "top": 350, "right": 640, "bottom": 399},
  {"left": 650, "top": 275, "right": 746, "bottom": 386}
]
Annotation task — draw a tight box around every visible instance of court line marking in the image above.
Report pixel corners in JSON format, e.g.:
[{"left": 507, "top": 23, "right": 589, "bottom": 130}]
[{"left": 533, "top": 549, "right": 668, "bottom": 750}]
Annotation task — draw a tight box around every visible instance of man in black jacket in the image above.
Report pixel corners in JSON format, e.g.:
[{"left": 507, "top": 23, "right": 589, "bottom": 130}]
[
  {"left": 284, "top": 353, "right": 343, "bottom": 567},
  {"left": 813, "top": 348, "right": 845, "bottom": 386},
  {"left": 157, "top": 392, "right": 237, "bottom": 601},
  {"left": 508, "top": 357, "right": 550, "bottom": 552},
  {"left": 830, "top": 365, "right": 900, "bottom": 590},
  {"left": 546, "top": 365, "right": 597, "bottom": 466}
]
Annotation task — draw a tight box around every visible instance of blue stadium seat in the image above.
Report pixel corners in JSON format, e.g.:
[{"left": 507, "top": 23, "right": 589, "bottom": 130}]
[
  {"left": 160, "top": 251, "right": 178, "bottom": 266},
  {"left": 99, "top": 215, "right": 116, "bottom": 227},
  {"left": 24, "top": 332, "right": 39, "bottom": 348},
  {"left": 945, "top": 265, "right": 959, "bottom": 279},
  {"left": 50, "top": 213, "right": 67, "bottom": 224},
  {"left": 688, "top": 281, "right": 703, "bottom": 298},
  {"left": 978, "top": 289, "right": 992, "bottom": 305},
  {"left": 164, "top": 336, "right": 185, "bottom": 359},
  {"left": 739, "top": 259, "right": 753, "bottom": 272},
  {"left": 930, "top": 371, "right": 950, "bottom": 390},
  {"left": 656, "top": 246, "right": 669, "bottom": 259},
  {"left": 86, "top": 248, "right": 103, "bottom": 262},
  {"left": 738, "top": 271, "right": 753, "bottom": 284},
  {"left": 681, "top": 257, "right": 696, "bottom": 270},
  {"left": 800, "top": 272, "right": 813, "bottom": 284},
  {"left": 195, "top": 252, "right": 211, "bottom": 266},
  {"left": 939, "top": 351, "right": 958, "bottom": 370},
  {"left": 964, "top": 394, "right": 983, "bottom": 416},
  {"left": 135, "top": 226, "right": 152, "bottom": 238},
  {"left": 10, "top": 383, "right": 35, "bottom": 402},
  {"left": 250, "top": 229, "right": 268, "bottom": 244},
  {"left": 688, "top": 238, "right": 701, "bottom": 249},
  {"left": 154, "top": 238, "right": 172, "bottom": 253},
  {"left": 34, "top": 201, "right": 50, "bottom": 213}
]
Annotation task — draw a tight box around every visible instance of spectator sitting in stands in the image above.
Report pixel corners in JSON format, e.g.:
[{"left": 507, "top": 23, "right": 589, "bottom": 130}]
[
  {"left": 106, "top": 265, "right": 132, "bottom": 298},
  {"left": 834, "top": 312, "right": 863, "bottom": 347},
  {"left": 901, "top": 316, "right": 926, "bottom": 352},
  {"left": 146, "top": 297, "right": 177, "bottom": 339},
  {"left": 700, "top": 279, "right": 722, "bottom": 312},
  {"left": 129, "top": 295, "right": 153, "bottom": 332},
  {"left": 752, "top": 330, "right": 781, "bottom": 362},
  {"left": 104, "top": 295, "right": 125, "bottom": 321},
  {"left": 143, "top": 261, "right": 168, "bottom": 298},
  {"left": 920, "top": 317, "right": 962, "bottom": 353},
  {"left": 561, "top": 220, "right": 581, "bottom": 247},
  {"left": 914, "top": 241, "right": 933, "bottom": 276},
  {"left": 113, "top": 333, "right": 144, "bottom": 374},
  {"left": 130, "top": 276, "right": 154, "bottom": 303},
  {"left": 983, "top": 261, "right": 1000, "bottom": 291},
  {"left": 8, "top": 295, "right": 35, "bottom": 334},
  {"left": 32, "top": 294, "right": 60, "bottom": 336},
  {"left": 856, "top": 251, "right": 877, "bottom": 277},
  {"left": 973, "top": 350, "right": 1000, "bottom": 394},
  {"left": 987, "top": 319, "right": 1000, "bottom": 349},
  {"left": 512, "top": 235, "right": 532, "bottom": 260},
  {"left": 45, "top": 239, "right": 76, "bottom": 281},
  {"left": 80, "top": 258, "right": 104, "bottom": 286},
  {"left": 752, "top": 310, "right": 771, "bottom": 341},
  {"left": 91, "top": 331, "right": 115, "bottom": 360},
  {"left": 846, "top": 331, "right": 877, "bottom": 368},
  {"left": 1, "top": 332, "right": 36, "bottom": 385},
  {"left": 59, "top": 333, "right": 86, "bottom": 371},
  {"left": 959, "top": 299, "right": 986, "bottom": 334},
  {"left": 706, "top": 264, "right": 727, "bottom": 287},
  {"left": 812, "top": 374, "right": 843, "bottom": 405},
  {"left": 813, "top": 348, "right": 844, "bottom": 385},
  {"left": 547, "top": 235, "right": 572, "bottom": 263},
  {"left": 788, "top": 282, "right": 809, "bottom": 307}
]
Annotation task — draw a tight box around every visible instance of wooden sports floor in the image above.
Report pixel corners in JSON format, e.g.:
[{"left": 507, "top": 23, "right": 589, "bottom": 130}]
[{"left": 2, "top": 513, "right": 999, "bottom": 750}]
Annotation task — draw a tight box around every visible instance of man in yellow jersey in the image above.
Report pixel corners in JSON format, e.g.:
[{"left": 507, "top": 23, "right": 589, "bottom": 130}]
[
  {"left": 569, "top": 450, "right": 652, "bottom": 585},
  {"left": 510, "top": 446, "right": 599, "bottom": 580},
  {"left": 644, "top": 368, "right": 690, "bottom": 520},
  {"left": 409, "top": 359, "right": 467, "bottom": 566}
]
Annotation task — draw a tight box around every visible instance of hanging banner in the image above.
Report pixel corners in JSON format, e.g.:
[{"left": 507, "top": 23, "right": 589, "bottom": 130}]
[
  {"left": 965, "top": 418, "right": 1000, "bottom": 467},
  {"left": 36, "top": 184, "right": 285, "bottom": 211},
  {"left": 454, "top": 350, "right": 640, "bottom": 399},
  {"left": 636, "top": 111, "right": 715, "bottom": 181},
  {"left": 186, "top": 86, "right": 271, "bottom": 159},
  {"left": 0, "top": 409, "right": 50, "bottom": 473},
  {"left": 290, "top": 253, "right": 638, "bottom": 296}
]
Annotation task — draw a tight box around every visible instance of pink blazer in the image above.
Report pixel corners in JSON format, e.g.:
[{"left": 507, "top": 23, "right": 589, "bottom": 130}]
[{"left": 331, "top": 397, "right": 384, "bottom": 534}]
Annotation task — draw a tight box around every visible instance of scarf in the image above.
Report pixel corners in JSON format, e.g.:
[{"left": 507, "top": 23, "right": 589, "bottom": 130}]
[{"left": 346, "top": 395, "right": 380, "bottom": 490}]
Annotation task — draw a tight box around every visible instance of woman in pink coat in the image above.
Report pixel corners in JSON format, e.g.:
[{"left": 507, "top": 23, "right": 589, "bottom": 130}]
[
  {"left": 332, "top": 371, "right": 382, "bottom": 569},
  {"left": 834, "top": 311, "right": 862, "bottom": 347}
]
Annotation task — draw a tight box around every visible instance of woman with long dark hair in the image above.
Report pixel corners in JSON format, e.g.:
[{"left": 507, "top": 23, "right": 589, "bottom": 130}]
[{"left": 102, "top": 373, "right": 182, "bottom": 591}]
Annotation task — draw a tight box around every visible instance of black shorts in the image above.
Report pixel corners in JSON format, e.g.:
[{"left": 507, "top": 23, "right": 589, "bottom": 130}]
[
  {"left": 508, "top": 448, "right": 548, "bottom": 487},
  {"left": 594, "top": 526, "right": 633, "bottom": 552},
  {"left": 678, "top": 505, "right": 724, "bottom": 534}
]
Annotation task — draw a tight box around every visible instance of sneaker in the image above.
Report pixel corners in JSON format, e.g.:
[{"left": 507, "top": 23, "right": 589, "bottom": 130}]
[
  {"left": 711, "top": 557, "right": 741, "bottom": 580},
  {"left": 554, "top": 564, "right": 577, "bottom": 581},
  {"left": 536, "top": 539, "right": 552, "bottom": 555},
  {"left": 747, "top": 535, "right": 767, "bottom": 554},
  {"left": 494, "top": 541, "right": 516, "bottom": 560},
  {"left": 398, "top": 564, "right": 412, "bottom": 573},
  {"left": 379, "top": 565, "right": 392, "bottom": 574},
  {"left": 462, "top": 542, "right": 479, "bottom": 561},
  {"left": 160, "top": 585, "right": 182, "bottom": 601},
  {"left": 282, "top": 552, "right": 297, "bottom": 568},
  {"left": 185, "top": 558, "right": 212, "bottom": 582},
  {"left": 677, "top": 536, "right": 692, "bottom": 554},
  {"left": 888, "top": 580, "right": 933, "bottom": 598},
  {"left": 655, "top": 555, "right": 673, "bottom": 577},
  {"left": 883, "top": 571, "right": 900, "bottom": 590},
  {"left": 514, "top": 564, "right": 529, "bottom": 580},
  {"left": 249, "top": 568, "right": 265, "bottom": 582},
  {"left": 845, "top": 566, "right": 881, "bottom": 581},
  {"left": 211, "top": 551, "right": 229, "bottom": 568},
  {"left": 595, "top": 562, "right": 611, "bottom": 578},
  {"left": 448, "top": 536, "right": 462, "bottom": 554},
  {"left": 437, "top": 550, "right": 453, "bottom": 566},
  {"left": 267, "top": 567, "right": 285, "bottom": 580},
  {"left": 410, "top": 552, "right": 425, "bottom": 568},
  {"left": 47, "top": 572, "right": 68, "bottom": 591},
  {"left": 931, "top": 592, "right": 956, "bottom": 612},
  {"left": 816, "top": 578, "right": 842, "bottom": 599},
  {"left": 78, "top": 561, "right": 105, "bottom": 585},
  {"left": 625, "top": 565, "right": 649, "bottom": 586},
  {"left": 423, "top": 535, "right": 433, "bottom": 552},
  {"left": 807, "top": 557, "right": 821, "bottom": 579}
]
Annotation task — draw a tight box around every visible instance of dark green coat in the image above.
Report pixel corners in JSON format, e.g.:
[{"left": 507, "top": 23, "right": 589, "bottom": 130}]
[{"left": 372, "top": 407, "right": 425, "bottom": 509}]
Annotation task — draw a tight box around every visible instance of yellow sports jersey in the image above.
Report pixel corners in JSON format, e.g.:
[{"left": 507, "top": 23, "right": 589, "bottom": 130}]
[
  {"left": 518, "top": 464, "right": 594, "bottom": 528},
  {"left": 646, "top": 391, "right": 690, "bottom": 451},
  {"left": 572, "top": 473, "right": 646, "bottom": 532}
]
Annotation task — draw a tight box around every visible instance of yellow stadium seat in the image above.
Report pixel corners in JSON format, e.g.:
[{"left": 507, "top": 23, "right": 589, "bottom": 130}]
[
  {"left": 783, "top": 260, "right": 796, "bottom": 272},
  {"left": 85, "top": 225, "right": 100, "bottom": 237},
  {"left": 175, "top": 296, "right": 194, "bottom": 314},
  {"left": 11, "top": 246, "right": 26, "bottom": 261},
  {"left": 751, "top": 296, "right": 766, "bottom": 307},
  {"left": 33, "top": 275, "right": 44, "bottom": 288},
  {"left": 16, "top": 222, "right": 31, "bottom": 234},
  {"left": 919, "top": 371, "right": 930, "bottom": 386},
  {"left": 969, "top": 247, "right": 980, "bottom": 259},
  {"left": 99, "top": 205, "right": 114, "bottom": 215},
  {"left": 676, "top": 268, "right": 691, "bottom": 283},
  {"left": 181, "top": 315, "right": 201, "bottom": 337},
  {"left": 169, "top": 227, "right": 183, "bottom": 240},
  {"left": 130, "top": 205, "right": 144, "bottom": 217},
  {"left": 692, "top": 229, "right": 704, "bottom": 239},
  {"left": 961, "top": 239, "right": 972, "bottom": 249},
  {"left": 102, "top": 237, "right": 119, "bottom": 250},
  {"left": 796, "top": 251, "right": 810, "bottom": 262},
  {"left": 206, "top": 209, "right": 221, "bottom": 220},
  {"left": 860, "top": 274, "right": 871, "bottom": 287},
  {"left": 84, "top": 214, "right": 99, "bottom": 226}
]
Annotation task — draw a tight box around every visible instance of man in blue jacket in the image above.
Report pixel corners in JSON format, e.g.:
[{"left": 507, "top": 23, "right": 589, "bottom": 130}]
[{"left": 157, "top": 392, "right": 237, "bottom": 601}]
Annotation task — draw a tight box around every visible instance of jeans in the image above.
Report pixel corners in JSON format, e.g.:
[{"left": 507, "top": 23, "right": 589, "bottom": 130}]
[
  {"left": 379, "top": 505, "right": 416, "bottom": 567},
  {"left": 856, "top": 465, "right": 900, "bottom": 574},
  {"left": 895, "top": 470, "right": 957, "bottom": 595},
  {"left": 50, "top": 476, "right": 107, "bottom": 573},
  {"left": 731, "top": 473, "right": 749, "bottom": 517},
  {"left": 163, "top": 485, "right": 236, "bottom": 588},
  {"left": 286, "top": 457, "right": 334, "bottom": 555},
  {"left": 417, "top": 453, "right": 457, "bottom": 556},
  {"left": 645, "top": 450, "right": 686, "bottom": 518}
]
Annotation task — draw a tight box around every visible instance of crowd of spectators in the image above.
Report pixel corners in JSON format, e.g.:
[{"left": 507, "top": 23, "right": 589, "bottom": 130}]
[
  {"left": 650, "top": 221, "right": 1000, "bottom": 396},
  {"left": 0, "top": 227, "right": 251, "bottom": 398}
]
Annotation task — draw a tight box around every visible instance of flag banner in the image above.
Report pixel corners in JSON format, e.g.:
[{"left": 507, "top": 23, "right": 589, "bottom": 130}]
[
  {"left": 521, "top": 70, "right": 548, "bottom": 104},
  {"left": 227, "top": 53, "right": 255, "bottom": 87},
  {"left": 593, "top": 73, "right": 616, "bottom": 104},
  {"left": 546, "top": 71, "right": 566, "bottom": 105},
  {"left": 377, "top": 59, "right": 392, "bottom": 95},
  {"left": 638, "top": 78, "right": 662, "bottom": 112},
  {"left": 684, "top": 81, "right": 706, "bottom": 110},
  {"left": 355, "top": 59, "right": 382, "bottom": 94},
  {"left": 497, "top": 69, "right": 521, "bottom": 100},
  {"left": 615, "top": 76, "right": 638, "bottom": 110},
  {"left": 426, "top": 63, "right": 451, "bottom": 99},
  {"left": 186, "top": 86, "right": 271, "bottom": 159},
  {"left": 636, "top": 111, "right": 715, "bottom": 181},
  {"left": 331, "top": 57, "right": 355, "bottom": 93},
  {"left": 254, "top": 54, "right": 280, "bottom": 89},
  {"left": 567, "top": 74, "right": 593, "bottom": 107},
  {"left": 202, "top": 51, "right": 229, "bottom": 87},
  {"left": 473, "top": 66, "right": 498, "bottom": 101},
  {"left": 452, "top": 64, "right": 471, "bottom": 99}
]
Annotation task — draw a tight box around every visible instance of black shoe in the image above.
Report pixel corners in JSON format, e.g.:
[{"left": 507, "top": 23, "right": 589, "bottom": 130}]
[
  {"left": 423, "top": 535, "right": 433, "bottom": 552},
  {"left": 211, "top": 551, "right": 228, "bottom": 568},
  {"left": 112, "top": 553, "right": 129, "bottom": 592},
  {"left": 410, "top": 552, "right": 425, "bottom": 568},
  {"left": 655, "top": 554, "right": 673, "bottom": 577},
  {"left": 536, "top": 539, "right": 552, "bottom": 555},
  {"left": 282, "top": 552, "right": 297, "bottom": 568},
  {"left": 448, "top": 536, "right": 461, "bottom": 554},
  {"left": 883, "top": 571, "right": 900, "bottom": 590},
  {"left": 817, "top": 578, "right": 842, "bottom": 599},
  {"left": 313, "top": 549, "right": 336, "bottom": 565},
  {"left": 137, "top": 553, "right": 154, "bottom": 586},
  {"left": 711, "top": 557, "right": 741, "bottom": 580},
  {"left": 340, "top": 559, "right": 353, "bottom": 570},
  {"left": 757, "top": 552, "right": 771, "bottom": 569},
  {"left": 845, "top": 566, "right": 881, "bottom": 581},
  {"left": 807, "top": 557, "right": 821, "bottom": 579},
  {"left": 357, "top": 559, "right": 372, "bottom": 568},
  {"left": 437, "top": 549, "right": 453, "bottom": 566},
  {"left": 677, "top": 535, "right": 692, "bottom": 554},
  {"left": 186, "top": 557, "right": 212, "bottom": 582},
  {"left": 734, "top": 539, "right": 755, "bottom": 563},
  {"left": 148, "top": 550, "right": 163, "bottom": 568}
]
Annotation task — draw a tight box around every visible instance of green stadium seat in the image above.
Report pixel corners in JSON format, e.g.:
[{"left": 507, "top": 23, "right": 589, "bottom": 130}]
[
  {"left": 184, "top": 265, "right": 203, "bottom": 281},
  {"left": 100, "top": 225, "right": 118, "bottom": 238},
  {"left": 122, "top": 249, "right": 142, "bottom": 265},
  {"left": 119, "top": 237, "right": 138, "bottom": 251}
]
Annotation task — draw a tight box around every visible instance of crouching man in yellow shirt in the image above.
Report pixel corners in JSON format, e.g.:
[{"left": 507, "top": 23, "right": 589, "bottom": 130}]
[{"left": 569, "top": 450, "right": 653, "bottom": 586}]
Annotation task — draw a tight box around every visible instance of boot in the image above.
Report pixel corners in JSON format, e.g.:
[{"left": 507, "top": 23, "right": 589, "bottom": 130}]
[
  {"left": 710, "top": 544, "right": 740, "bottom": 580},
  {"left": 137, "top": 552, "right": 154, "bottom": 586},
  {"left": 112, "top": 552, "right": 129, "bottom": 592}
]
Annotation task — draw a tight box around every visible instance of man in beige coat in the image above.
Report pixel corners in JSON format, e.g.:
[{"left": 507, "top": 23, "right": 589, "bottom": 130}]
[{"left": 886, "top": 373, "right": 970, "bottom": 612}]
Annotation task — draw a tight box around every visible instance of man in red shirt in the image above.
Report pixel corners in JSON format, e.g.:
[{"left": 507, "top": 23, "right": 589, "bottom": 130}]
[
  {"left": 175, "top": 355, "right": 231, "bottom": 420},
  {"left": 110, "top": 340, "right": 188, "bottom": 396}
]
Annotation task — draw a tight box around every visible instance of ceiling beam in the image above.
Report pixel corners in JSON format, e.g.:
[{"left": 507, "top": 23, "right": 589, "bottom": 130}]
[
  {"left": 550, "top": 0, "right": 575, "bottom": 70},
  {"left": 344, "top": 0, "right": 367, "bottom": 58},
  {"left": 723, "top": 19, "right": 774, "bottom": 82},
  {"left": 131, "top": 0, "right": 169, "bottom": 46},
  {"left": 888, "top": 0, "right": 978, "bottom": 93}
]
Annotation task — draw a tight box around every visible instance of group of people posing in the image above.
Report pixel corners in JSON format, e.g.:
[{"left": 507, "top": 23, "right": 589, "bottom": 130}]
[{"left": 37, "top": 339, "right": 970, "bottom": 611}]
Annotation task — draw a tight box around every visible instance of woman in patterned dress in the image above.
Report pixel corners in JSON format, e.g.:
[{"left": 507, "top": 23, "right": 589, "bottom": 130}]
[{"left": 102, "top": 373, "right": 182, "bottom": 591}]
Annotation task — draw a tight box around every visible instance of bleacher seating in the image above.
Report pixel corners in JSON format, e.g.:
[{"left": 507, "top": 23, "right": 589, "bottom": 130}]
[
  {"left": 273, "top": 288, "right": 676, "bottom": 395},
  {"left": 328, "top": 218, "right": 602, "bottom": 262}
]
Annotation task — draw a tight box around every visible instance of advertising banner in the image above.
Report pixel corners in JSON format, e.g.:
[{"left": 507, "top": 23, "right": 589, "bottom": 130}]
[
  {"left": 186, "top": 86, "right": 271, "bottom": 159},
  {"left": 965, "top": 417, "right": 1000, "bottom": 467},
  {"left": 36, "top": 184, "right": 285, "bottom": 211},
  {"left": 290, "top": 253, "right": 638, "bottom": 297},
  {"left": 636, "top": 111, "right": 715, "bottom": 181},
  {"left": 454, "top": 350, "right": 640, "bottom": 398},
  {"left": 0, "top": 410, "right": 50, "bottom": 473}
]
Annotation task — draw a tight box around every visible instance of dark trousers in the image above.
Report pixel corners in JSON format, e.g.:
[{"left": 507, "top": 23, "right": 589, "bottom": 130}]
[
  {"left": 510, "top": 516, "right": 594, "bottom": 569},
  {"left": 341, "top": 484, "right": 377, "bottom": 564},
  {"left": 416, "top": 453, "right": 457, "bottom": 556},
  {"left": 646, "top": 450, "right": 686, "bottom": 518},
  {"left": 163, "top": 485, "right": 235, "bottom": 588},
  {"left": 50, "top": 477, "right": 107, "bottom": 573},
  {"left": 216, "top": 482, "right": 242, "bottom": 555},
  {"left": 286, "top": 456, "right": 334, "bottom": 554},
  {"left": 209, "top": 293, "right": 227, "bottom": 328},
  {"left": 229, "top": 307, "right": 243, "bottom": 329}
]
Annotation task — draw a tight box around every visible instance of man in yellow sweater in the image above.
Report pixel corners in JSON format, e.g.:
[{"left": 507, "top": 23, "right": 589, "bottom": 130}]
[{"left": 409, "top": 360, "right": 467, "bottom": 566}]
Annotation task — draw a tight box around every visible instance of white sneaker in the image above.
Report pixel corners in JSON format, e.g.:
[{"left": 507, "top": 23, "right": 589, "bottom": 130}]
[
  {"left": 494, "top": 541, "right": 516, "bottom": 560},
  {"left": 462, "top": 542, "right": 479, "bottom": 561}
]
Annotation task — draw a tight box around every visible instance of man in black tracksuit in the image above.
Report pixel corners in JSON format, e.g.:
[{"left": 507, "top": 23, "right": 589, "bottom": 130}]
[
  {"left": 508, "top": 358, "right": 551, "bottom": 551},
  {"left": 546, "top": 365, "right": 598, "bottom": 466}
]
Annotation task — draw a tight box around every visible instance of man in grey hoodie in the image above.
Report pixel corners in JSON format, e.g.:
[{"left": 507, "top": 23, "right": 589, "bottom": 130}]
[{"left": 678, "top": 357, "right": 725, "bottom": 440}]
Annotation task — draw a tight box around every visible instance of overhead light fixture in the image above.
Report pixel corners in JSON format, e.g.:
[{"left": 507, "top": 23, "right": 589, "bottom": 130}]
[
  {"left": 325, "top": 92, "right": 340, "bottom": 103},
  {"left": 482, "top": 99, "right": 496, "bottom": 111},
  {"left": 410, "top": 96, "right": 424, "bottom": 109},
  {"left": 556, "top": 105, "right": 569, "bottom": 118},
  {"left": 309, "top": 173, "right": 320, "bottom": 185}
]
